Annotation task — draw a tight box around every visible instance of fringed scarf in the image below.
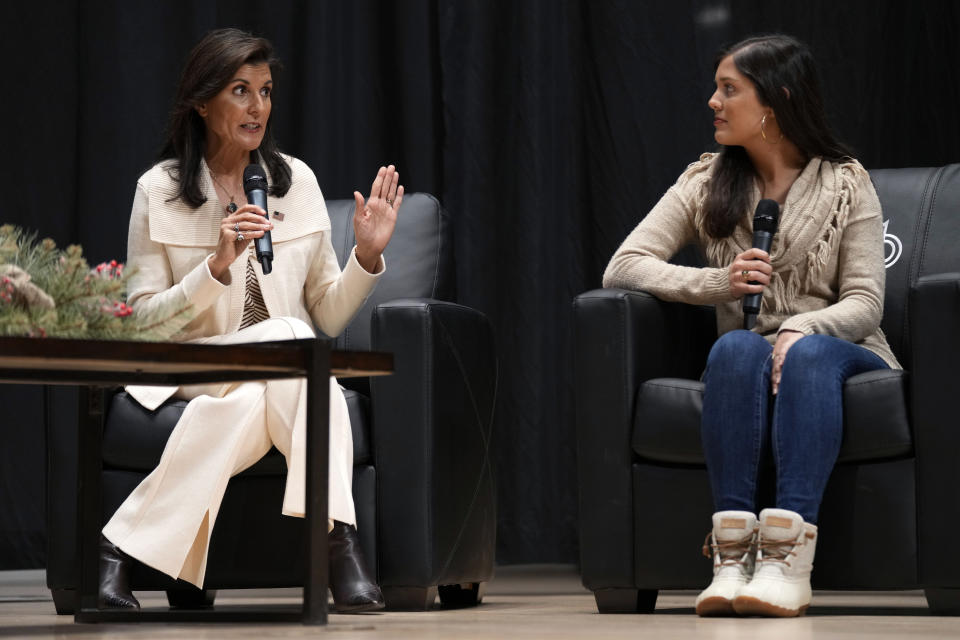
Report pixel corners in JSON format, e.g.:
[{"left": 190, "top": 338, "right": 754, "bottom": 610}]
[{"left": 692, "top": 154, "right": 868, "bottom": 315}]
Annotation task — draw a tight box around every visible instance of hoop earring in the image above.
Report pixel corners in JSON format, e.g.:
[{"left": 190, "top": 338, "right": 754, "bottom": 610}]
[{"left": 761, "top": 114, "right": 783, "bottom": 144}]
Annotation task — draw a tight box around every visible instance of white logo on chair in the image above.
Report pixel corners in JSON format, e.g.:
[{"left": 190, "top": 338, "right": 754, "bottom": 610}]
[{"left": 883, "top": 219, "right": 903, "bottom": 268}]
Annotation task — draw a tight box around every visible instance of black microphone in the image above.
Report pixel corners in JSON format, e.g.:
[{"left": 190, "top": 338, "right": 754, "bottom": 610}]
[
  {"left": 243, "top": 164, "right": 273, "bottom": 274},
  {"left": 742, "top": 198, "right": 780, "bottom": 330}
]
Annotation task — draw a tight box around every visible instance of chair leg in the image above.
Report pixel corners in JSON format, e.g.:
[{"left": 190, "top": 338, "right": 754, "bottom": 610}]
[
  {"left": 166, "top": 587, "right": 217, "bottom": 609},
  {"left": 593, "top": 588, "right": 658, "bottom": 613},
  {"left": 50, "top": 588, "right": 75, "bottom": 615},
  {"left": 382, "top": 586, "right": 438, "bottom": 610},
  {"left": 925, "top": 588, "right": 960, "bottom": 615},
  {"left": 438, "top": 582, "right": 486, "bottom": 608}
]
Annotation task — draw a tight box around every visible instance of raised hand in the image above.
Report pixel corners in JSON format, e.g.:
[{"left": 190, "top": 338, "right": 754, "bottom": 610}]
[{"left": 353, "top": 165, "right": 403, "bottom": 273}]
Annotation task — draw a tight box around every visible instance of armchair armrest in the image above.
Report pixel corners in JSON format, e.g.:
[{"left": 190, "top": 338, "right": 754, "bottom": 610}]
[
  {"left": 370, "top": 299, "right": 497, "bottom": 588},
  {"left": 909, "top": 273, "right": 960, "bottom": 587},
  {"left": 573, "top": 288, "right": 715, "bottom": 589}
]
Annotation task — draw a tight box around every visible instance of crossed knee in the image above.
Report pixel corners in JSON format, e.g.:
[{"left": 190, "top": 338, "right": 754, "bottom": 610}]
[{"left": 263, "top": 316, "right": 316, "bottom": 340}]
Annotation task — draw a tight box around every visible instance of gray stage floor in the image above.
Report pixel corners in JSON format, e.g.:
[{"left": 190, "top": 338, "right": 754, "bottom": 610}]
[{"left": 1, "top": 564, "right": 957, "bottom": 639}]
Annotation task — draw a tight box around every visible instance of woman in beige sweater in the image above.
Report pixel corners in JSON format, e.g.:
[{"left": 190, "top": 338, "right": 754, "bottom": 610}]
[
  {"left": 604, "top": 35, "right": 898, "bottom": 618},
  {"left": 98, "top": 28, "right": 399, "bottom": 613}
]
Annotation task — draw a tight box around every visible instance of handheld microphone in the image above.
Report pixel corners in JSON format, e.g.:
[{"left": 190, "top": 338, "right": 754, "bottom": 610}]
[
  {"left": 742, "top": 198, "right": 780, "bottom": 330},
  {"left": 243, "top": 164, "right": 273, "bottom": 274}
]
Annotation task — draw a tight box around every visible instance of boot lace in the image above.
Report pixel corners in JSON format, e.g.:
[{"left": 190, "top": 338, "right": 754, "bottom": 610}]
[
  {"left": 701, "top": 529, "right": 756, "bottom": 567},
  {"left": 757, "top": 531, "right": 809, "bottom": 568}
]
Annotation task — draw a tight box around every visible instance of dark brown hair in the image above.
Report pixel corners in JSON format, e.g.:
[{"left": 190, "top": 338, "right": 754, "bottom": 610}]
[
  {"left": 158, "top": 28, "right": 292, "bottom": 207},
  {"left": 702, "top": 34, "right": 854, "bottom": 238}
]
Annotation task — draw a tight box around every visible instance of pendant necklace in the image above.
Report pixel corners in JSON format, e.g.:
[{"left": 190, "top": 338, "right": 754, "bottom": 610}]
[{"left": 209, "top": 170, "right": 239, "bottom": 214}]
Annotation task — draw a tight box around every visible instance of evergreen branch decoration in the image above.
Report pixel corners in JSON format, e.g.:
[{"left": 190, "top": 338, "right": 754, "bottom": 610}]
[{"left": 0, "top": 225, "right": 193, "bottom": 341}]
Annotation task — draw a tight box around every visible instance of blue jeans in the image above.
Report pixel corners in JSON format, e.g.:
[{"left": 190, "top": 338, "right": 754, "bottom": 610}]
[{"left": 700, "top": 330, "right": 888, "bottom": 524}]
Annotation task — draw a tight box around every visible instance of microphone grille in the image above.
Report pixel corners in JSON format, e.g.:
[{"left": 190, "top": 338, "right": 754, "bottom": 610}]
[
  {"left": 243, "top": 164, "right": 268, "bottom": 191},
  {"left": 753, "top": 198, "right": 780, "bottom": 234}
]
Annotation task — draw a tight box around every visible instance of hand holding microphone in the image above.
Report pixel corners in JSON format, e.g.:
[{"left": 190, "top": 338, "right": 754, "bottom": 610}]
[
  {"left": 208, "top": 207, "right": 272, "bottom": 283},
  {"left": 206, "top": 164, "right": 275, "bottom": 281},
  {"left": 728, "top": 248, "right": 772, "bottom": 299},
  {"left": 727, "top": 198, "right": 780, "bottom": 330}
]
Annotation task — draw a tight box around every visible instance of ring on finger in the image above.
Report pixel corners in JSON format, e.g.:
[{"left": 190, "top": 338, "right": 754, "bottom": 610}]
[
  {"left": 741, "top": 269, "right": 750, "bottom": 280},
  {"left": 237, "top": 232, "right": 245, "bottom": 242},
  {"left": 386, "top": 198, "right": 394, "bottom": 206},
  {"left": 234, "top": 223, "right": 240, "bottom": 233}
]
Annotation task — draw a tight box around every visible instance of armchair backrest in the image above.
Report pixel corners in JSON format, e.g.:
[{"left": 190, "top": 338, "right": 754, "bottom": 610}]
[
  {"left": 869, "top": 164, "right": 960, "bottom": 365},
  {"left": 325, "top": 192, "right": 455, "bottom": 351}
]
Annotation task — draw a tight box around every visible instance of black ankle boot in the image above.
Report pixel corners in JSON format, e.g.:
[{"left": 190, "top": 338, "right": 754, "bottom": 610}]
[
  {"left": 98, "top": 535, "right": 140, "bottom": 609},
  {"left": 329, "top": 521, "right": 384, "bottom": 613}
]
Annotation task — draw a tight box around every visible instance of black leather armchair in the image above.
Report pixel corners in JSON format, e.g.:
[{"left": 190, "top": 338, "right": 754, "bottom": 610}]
[
  {"left": 574, "top": 165, "right": 960, "bottom": 614},
  {"left": 46, "top": 192, "right": 497, "bottom": 612}
]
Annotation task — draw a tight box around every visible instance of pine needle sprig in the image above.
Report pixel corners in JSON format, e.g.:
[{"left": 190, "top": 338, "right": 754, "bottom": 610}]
[{"left": 0, "top": 225, "right": 193, "bottom": 341}]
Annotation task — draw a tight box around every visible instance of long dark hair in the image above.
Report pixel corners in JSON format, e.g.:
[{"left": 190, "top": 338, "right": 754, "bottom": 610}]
[
  {"left": 703, "top": 34, "right": 854, "bottom": 238},
  {"left": 158, "top": 28, "right": 292, "bottom": 208}
]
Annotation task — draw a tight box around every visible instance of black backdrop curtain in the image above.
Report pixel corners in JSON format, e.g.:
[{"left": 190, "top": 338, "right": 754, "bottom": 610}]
[{"left": 2, "top": 0, "right": 958, "bottom": 568}]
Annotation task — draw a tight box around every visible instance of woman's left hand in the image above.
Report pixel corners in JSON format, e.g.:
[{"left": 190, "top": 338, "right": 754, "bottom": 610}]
[
  {"left": 353, "top": 165, "right": 403, "bottom": 273},
  {"left": 771, "top": 330, "right": 804, "bottom": 395}
]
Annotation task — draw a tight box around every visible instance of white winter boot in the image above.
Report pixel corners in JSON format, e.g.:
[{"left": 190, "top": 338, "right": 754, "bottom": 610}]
[
  {"left": 694, "top": 510, "right": 758, "bottom": 616},
  {"left": 733, "top": 508, "right": 817, "bottom": 617}
]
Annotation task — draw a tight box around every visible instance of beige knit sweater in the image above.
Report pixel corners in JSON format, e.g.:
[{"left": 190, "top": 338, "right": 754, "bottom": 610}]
[{"left": 603, "top": 153, "right": 900, "bottom": 369}]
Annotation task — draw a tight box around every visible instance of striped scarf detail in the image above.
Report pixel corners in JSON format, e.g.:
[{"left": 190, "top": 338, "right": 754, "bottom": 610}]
[{"left": 240, "top": 259, "right": 270, "bottom": 329}]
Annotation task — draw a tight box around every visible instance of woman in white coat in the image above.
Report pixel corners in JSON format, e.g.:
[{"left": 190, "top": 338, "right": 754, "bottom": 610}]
[{"left": 98, "top": 28, "right": 401, "bottom": 613}]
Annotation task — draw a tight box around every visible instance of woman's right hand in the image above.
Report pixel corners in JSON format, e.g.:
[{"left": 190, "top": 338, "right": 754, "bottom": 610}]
[
  {"left": 207, "top": 205, "right": 274, "bottom": 281},
  {"left": 727, "top": 248, "right": 772, "bottom": 299}
]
